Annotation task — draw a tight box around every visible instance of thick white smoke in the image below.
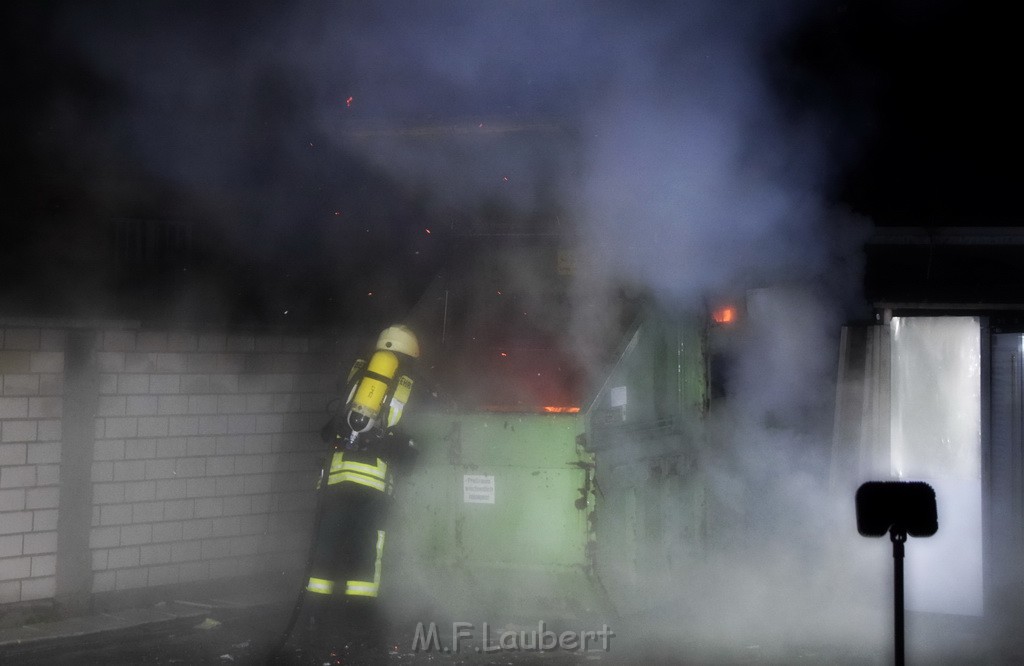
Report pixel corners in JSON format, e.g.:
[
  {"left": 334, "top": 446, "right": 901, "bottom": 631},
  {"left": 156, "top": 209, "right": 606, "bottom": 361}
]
[
  {"left": 298, "top": 2, "right": 879, "bottom": 659},
  {"left": 50, "top": 0, "right": 892, "bottom": 660}
]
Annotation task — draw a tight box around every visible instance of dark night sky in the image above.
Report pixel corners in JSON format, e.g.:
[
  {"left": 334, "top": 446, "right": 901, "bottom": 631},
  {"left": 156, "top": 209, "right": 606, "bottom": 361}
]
[
  {"left": 787, "top": 0, "right": 1020, "bottom": 226},
  {"left": 2, "top": 1, "right": 1020, "bottom": 324}
]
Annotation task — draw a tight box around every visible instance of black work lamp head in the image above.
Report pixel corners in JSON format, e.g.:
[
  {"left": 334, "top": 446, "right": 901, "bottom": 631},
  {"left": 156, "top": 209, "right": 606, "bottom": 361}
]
[{"left": 856, "top": 481, "right": 938, "bottom": 538}]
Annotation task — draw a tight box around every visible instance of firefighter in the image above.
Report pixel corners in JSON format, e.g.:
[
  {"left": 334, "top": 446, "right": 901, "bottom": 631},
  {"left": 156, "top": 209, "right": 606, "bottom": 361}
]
[{"left": 303, "top": 324, "right": 420, "bottom": 657}]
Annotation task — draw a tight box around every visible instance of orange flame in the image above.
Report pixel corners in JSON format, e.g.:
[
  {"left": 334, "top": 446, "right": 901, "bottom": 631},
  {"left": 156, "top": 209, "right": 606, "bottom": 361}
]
[{"left": 712, "top": 306, "right": 736, "bottom": 324}]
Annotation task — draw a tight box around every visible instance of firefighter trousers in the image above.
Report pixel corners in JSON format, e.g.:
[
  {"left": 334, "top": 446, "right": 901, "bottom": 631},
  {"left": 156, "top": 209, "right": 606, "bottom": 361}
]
[{"left": 307, "top": 482, "right": 389, "bottom": 603}]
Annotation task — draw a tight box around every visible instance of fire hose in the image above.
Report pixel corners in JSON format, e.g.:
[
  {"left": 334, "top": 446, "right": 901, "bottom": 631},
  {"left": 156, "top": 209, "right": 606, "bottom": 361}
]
[
  {"left": 265, "top": 405, "right": 347, "bottom": 664},
  {"left": 265, "top": 460, "right": 329, "bottom": 663}
]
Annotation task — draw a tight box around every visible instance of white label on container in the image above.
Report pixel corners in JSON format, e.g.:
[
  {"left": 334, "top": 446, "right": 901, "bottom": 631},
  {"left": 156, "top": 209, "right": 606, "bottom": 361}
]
[
  {"left": 610, "top": 385, "right": 627, "bottom": 407},
  {"left": 463, "top": 475, "right": 495, "bottom": 504}
]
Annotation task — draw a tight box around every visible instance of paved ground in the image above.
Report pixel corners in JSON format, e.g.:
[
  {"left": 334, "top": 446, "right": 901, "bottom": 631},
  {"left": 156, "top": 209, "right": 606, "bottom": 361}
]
[
  {"left": 0, "top": 591, "right": 285, "bottom": 665},
  {"left": 2, "top": 589, "right": 1020, "bottom": 665},
  {"left": 0, "top": 595, "right": 877, "bottom": 666},
  {"left": 0, "top": 608, "right": 615, "bottom": 665},
  {"left": 0, "top": 589, "right": 618, "bottom": 665}
]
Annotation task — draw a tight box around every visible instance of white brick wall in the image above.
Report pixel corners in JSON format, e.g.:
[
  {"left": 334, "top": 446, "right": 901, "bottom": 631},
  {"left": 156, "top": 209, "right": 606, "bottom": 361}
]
[
  {"left": 0, "top": 324, "right": 338, "bottom": 605},
  {"left": 83, "top": 328, "right": 332, "bottom": 595},
  {"left": 0, "top": 328, "right": 64, "bottom": 604}
]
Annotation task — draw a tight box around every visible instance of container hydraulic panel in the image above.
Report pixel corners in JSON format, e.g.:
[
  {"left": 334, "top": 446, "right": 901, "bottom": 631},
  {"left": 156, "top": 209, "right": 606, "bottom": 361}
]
[{"left": 384, "top": 411, "right": 603, "bottom": 622}]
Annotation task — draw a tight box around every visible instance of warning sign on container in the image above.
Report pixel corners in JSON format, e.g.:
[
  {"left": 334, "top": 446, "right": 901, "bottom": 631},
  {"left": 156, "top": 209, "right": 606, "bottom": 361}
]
[{"left": 463, "top": 475, "right": 495, "bottom": 504}]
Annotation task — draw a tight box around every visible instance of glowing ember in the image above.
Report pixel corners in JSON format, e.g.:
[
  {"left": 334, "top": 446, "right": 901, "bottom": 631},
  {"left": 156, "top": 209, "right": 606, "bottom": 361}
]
[
  {"left": 345, "top": 96, "right": 353, "bottom": 107},
  {"left": 425, "top": 228, "right": 431, "bottom": 234},
  {"left": 500, "top": 352, "right": 507, "bottom": 357}
]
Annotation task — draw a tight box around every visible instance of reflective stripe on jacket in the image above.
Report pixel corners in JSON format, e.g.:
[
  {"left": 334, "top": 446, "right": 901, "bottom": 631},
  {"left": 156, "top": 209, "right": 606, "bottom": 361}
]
[{"left": 327, "top": 451, "right": 393, "bottom": 495}]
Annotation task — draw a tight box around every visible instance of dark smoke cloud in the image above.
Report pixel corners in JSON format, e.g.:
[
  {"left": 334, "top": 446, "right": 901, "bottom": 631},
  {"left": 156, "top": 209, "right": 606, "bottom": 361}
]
[{"left": 22, "top": 1, "right": 869, "bottom": 293}]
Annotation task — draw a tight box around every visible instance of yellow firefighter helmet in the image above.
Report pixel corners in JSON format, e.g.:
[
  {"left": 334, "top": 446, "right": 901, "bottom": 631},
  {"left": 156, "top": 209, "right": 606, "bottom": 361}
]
[{"left": 376, "top": 324, "right": 420, "bottom": 358}]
